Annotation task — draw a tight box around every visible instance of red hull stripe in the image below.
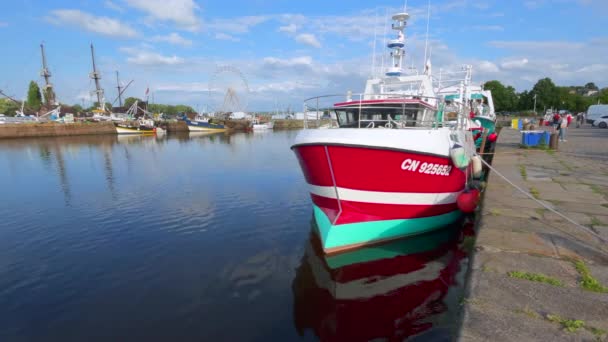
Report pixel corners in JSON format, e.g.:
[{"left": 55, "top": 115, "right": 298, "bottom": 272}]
[
  {"left": 310, "top": 194, "right": 458, "bottom": 225},
  {"left": 293, "top": 145, "right": 465, "bottom": 193}
]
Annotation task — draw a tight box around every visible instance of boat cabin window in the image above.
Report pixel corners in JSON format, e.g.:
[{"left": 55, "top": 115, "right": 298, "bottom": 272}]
[{"left": 334, "top": 106, "right": 423, "bottom": 128}]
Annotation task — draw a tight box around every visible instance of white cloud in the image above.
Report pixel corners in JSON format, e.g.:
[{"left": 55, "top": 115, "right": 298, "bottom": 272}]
[
  {"left": 214, "top": 33, "right": 240, "bottom": 42},
  {"left": 46, "top": 9, "right": 138, "bottom": 38},
  {"left": 471, "top": 25, "right": 504, "bottom": 31},
  {"left": 524, "top": 1, "right": 544, "bottom": 9},
  {"left": 478, "top": 61, "right": 500, "bottom": 73},
  {"left": 576, "top": 64, "right": 608, "bottom": 73},
  {"left": 251, "top": 81, "right": 317, "bottom": 93},
  {"left": 121, "top": 47, "right": 185, "bottom": 65},
  {"left": 104, "top": 0, "right": 124, "bottom": 13},
  {"left": 278, "top": 23, "right": 297, "bottom": 34},
  {"left": 150, "top": 32, "right": 192, "bottom": 46},
  {"left": 156, "top": 82, "right": 208, "bottom": 92},
  {"left": 208, "top": 16, "right": 270, "bottom": 34},
  {"left": 0, "top": 21, "right": 8, "bottom": 27},
  {"left": 295, "top": 33, "right": 321, "bottom": 48},
  {"left": 263, "top": 56, "right": 313, "bottom": 67},
  {"left": 124, "top": 0, "right": 200, "bottom": 31},
  {"left": 489, "top": 40, "right": 584, "bottom": 50},
  {"left": 501, "top": 58, "right": 529, "bottom": 70}
]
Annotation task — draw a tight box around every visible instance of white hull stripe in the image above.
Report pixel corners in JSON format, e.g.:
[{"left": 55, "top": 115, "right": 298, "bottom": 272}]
[{"left": 309, "top": 184, "right": 460, "bottom": 205}]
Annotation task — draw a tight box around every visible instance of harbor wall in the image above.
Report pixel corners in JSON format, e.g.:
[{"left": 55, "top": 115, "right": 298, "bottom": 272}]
[
  {"left": 273, "top": 119, "right": 334, "bottom": 129},
  {"left": 0, "top": 122, "right": 116, "bottom": 139},
  {"left": 161, "top": 121, "right": 189, "bottom": 132}
]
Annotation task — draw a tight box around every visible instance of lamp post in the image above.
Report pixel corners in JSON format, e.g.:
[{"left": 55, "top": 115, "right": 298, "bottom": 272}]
[{"left": 533, "top": 93, "right": 537, "bottom": 115}]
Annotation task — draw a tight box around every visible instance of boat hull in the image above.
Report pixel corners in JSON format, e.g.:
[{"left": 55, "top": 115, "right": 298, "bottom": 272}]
[
  {"left": 187, "top": 124, "right": 226, "bottom": 132},
  {"left": 184, "top": 118, "right": 226, "bottom": 132},
  {"left": 115, "top": 126, "right": 156, "bottom": 134},
  {"left": 291, "top": 128, "right": 473, "bottom": 253}
]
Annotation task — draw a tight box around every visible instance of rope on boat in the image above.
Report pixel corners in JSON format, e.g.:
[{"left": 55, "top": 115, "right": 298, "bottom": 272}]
[
  {"left": 480, "top": 150, "right": 608, "bottom": 160},
  {"left": 478, "top": 157, "right": 607, "bottom": 244}
]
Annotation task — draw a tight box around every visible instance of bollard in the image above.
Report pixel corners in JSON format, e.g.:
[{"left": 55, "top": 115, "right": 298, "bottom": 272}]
[{"left": 549, "top": 132, "right": 559, "bottom": 150}]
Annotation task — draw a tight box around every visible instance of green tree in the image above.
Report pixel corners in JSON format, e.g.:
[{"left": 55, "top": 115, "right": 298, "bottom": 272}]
[
  {"left": 584, "top": 82, "right": 598, "bottom": 91},
  {"left": 483, "top": 80, "right": 518, "bottom": 112},
  {"left": 43, "top": 87, "right": 56, "bottom": 106},
  {"left": 598, "top": 88, "right": 608, "bottom": 104},
  {"left": 123, "top": 97, "right": 142, "bottom": 109},
  {"left": 26, "top": 81, "right": 42, "bottom": 112},
  {"left": 71, "top": 104, "right": 83, "bottom": 114},
  {"left": 0, "top": 98, "right": 20, "bottom": 116},
  {"left": 531, "top": 78, "right": 559, "bottom": 110},
  {"left": 517, "top": 90, "right": 534, "bottom": 111}
]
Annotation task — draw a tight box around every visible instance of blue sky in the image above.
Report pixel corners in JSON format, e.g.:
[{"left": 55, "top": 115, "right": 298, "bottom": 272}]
[{"left": 0, "top": 0, "right": 606, "bottom": 111}]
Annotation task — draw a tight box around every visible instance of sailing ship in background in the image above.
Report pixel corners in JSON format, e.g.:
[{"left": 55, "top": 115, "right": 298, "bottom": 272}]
[
  {"left": 87, "top": 44, "right": 160, "bottom": 135},
  {"left": 291, "top": 10, "right": 481, "bottom": 254}
]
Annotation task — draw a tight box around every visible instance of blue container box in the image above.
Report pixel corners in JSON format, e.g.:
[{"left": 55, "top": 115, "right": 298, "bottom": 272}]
[
  {"left": 541, "top": 131, "right": 551, "bottom": 145},
  {"left": 521, "top": 131, "right": 545, "bottom": 147},
  {"left": 518, "top": 120, "right": 523, "bottom": 130}
]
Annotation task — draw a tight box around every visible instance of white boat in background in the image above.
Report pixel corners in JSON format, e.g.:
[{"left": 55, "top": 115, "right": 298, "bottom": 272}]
[
  {"left": 252, "top": 118, "right": 274, "bottom": 130},
  {"left": 291, "top": 12, "right": 478, "bottom": 254}
]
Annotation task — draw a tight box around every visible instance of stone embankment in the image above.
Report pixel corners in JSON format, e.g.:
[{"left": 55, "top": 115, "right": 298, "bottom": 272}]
[
  {"left": 0, "top": 122, "right": 116, "bottom": 139},
  {"left": 459, "top": 126, "right": 608, "bottom": 341}
]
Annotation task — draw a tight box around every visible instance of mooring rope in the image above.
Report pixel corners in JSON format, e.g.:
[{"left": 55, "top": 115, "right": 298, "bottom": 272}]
[
  {"left": 480, "top": 150, "right": 608, "bottom": 160},
  {"left": 479, "top": 157, "right": 607, "bottom": 244}
]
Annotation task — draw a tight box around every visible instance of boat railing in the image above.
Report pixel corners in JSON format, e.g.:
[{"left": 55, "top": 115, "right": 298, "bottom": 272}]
[{"left": 302, "top": 93, "right": 474, "bottom": 130}]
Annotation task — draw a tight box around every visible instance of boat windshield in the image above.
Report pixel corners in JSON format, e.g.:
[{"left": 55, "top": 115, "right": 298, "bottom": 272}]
[{"left": 334, "top": 106, "right": 427, "bottom": 128}]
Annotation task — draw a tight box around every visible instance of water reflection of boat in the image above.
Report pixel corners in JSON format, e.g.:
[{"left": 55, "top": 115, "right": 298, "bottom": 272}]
[{"left": 292, "top": 220, "right": 467, "bottom": 341}]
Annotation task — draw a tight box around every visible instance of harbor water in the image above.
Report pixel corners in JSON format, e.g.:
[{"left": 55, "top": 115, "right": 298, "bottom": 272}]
[{"left": 0, "top": 131, "right": 473, "bottom": 341}]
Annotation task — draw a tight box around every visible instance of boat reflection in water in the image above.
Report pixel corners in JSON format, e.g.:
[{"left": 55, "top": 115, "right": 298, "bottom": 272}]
[{"left": 292, "top": 218, "right": 474, "bottom": 341}]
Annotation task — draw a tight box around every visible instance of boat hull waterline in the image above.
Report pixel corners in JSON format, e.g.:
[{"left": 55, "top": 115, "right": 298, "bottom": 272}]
[
  {"left": 292, "top": 129, "right": 470, "bottom": 253},
  {"left": 183, "top": 118, "right": 226, "bottom": 132},
  {"left": 115, "top": 125, "right": 156, "bottom": 135}
]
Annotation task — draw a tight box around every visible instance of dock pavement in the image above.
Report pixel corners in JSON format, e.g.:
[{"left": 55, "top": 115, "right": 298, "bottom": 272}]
[{"left": 459, "top": 125, "right": 608, "bottom": 341}]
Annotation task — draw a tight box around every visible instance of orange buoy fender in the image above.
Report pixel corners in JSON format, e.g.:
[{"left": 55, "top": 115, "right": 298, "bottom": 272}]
[
  {"left": 488, "top": 132, "right": 498, "bottom": 143},
  {"left": 457, "top": 189, "right": 480, "bottom": 213}
]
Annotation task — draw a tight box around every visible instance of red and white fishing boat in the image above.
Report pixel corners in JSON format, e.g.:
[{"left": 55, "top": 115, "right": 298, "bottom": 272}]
[{"left": 291, "top": 12, "right": 477, "bottom": 254}]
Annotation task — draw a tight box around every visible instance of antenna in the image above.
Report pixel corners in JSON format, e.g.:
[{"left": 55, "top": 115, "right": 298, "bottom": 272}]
[
  {"left": 371, "top": 8, "right": 378, "bottom": 77},
  {"left": 423, "top": 0, "right": 431, "bottom": 69},
  {"left": 403, "top": 0, "right": 408, "bottom": 12},
  {"left": 89, "top": 44, "right": 104, "bottom": 110},
  {"left": 380, "top": 8, "right": 388, "bottom": 75},
  {"left": 40, "top": 43, "right": 55, "bottom": 106},
  {"left": 115, "top": 71, "right": 123, "bottom": 107}
]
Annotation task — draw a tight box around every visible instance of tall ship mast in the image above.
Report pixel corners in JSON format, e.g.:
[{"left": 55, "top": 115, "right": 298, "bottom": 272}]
[
  {"left": 39, "top": 43, "right": 56, "bottom": 106},
  {"left": 89, "top": 44, "right": 105, "bottom": 111}
]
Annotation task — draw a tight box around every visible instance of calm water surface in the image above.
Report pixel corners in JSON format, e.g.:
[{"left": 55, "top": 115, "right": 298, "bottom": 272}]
[{"left": 0, "top": 131, "right": 472, "bottom": 341}]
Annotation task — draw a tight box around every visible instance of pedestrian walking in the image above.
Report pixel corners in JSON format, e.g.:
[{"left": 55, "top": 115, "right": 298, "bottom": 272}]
[
  {"left": 558, "top": 114, "right": 567, "bottom": 142},
  {"left": 552, "top": 112, "right": 560, "bottom": 132}
]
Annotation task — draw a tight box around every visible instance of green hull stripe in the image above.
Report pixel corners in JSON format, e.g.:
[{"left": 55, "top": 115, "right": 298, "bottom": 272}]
[{"left": 313, "top": 206, "right": 462, "bottom": 250}]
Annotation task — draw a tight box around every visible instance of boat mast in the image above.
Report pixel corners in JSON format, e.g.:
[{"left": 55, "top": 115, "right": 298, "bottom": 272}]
[
  {"left": 89, "top": 44, "right": 104, "bottom": 111},
  {"left": 115, "top": 71, "right": 123, "bottom": 107},
  {"left": 40, "top": 43, "right": 55, "bottom": 106},
  {"left": 423, "top": 0, "right": 431, "bottom": 70},
  {"left": 385, "top": 12, "right": 408, "bottom": 77}
]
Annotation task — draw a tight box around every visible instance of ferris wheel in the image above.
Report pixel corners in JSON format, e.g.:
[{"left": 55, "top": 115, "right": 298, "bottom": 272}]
[{"left": 208, "top": 66, "right": 250, "bottom": 116}]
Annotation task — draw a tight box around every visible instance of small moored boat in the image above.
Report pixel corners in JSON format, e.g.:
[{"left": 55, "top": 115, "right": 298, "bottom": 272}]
[
  {"left": 115, "top": 118, "right": 156, "bottom": 134},
  {"left": 181, "top": 114, "right": 226, "bottom": 131}
]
